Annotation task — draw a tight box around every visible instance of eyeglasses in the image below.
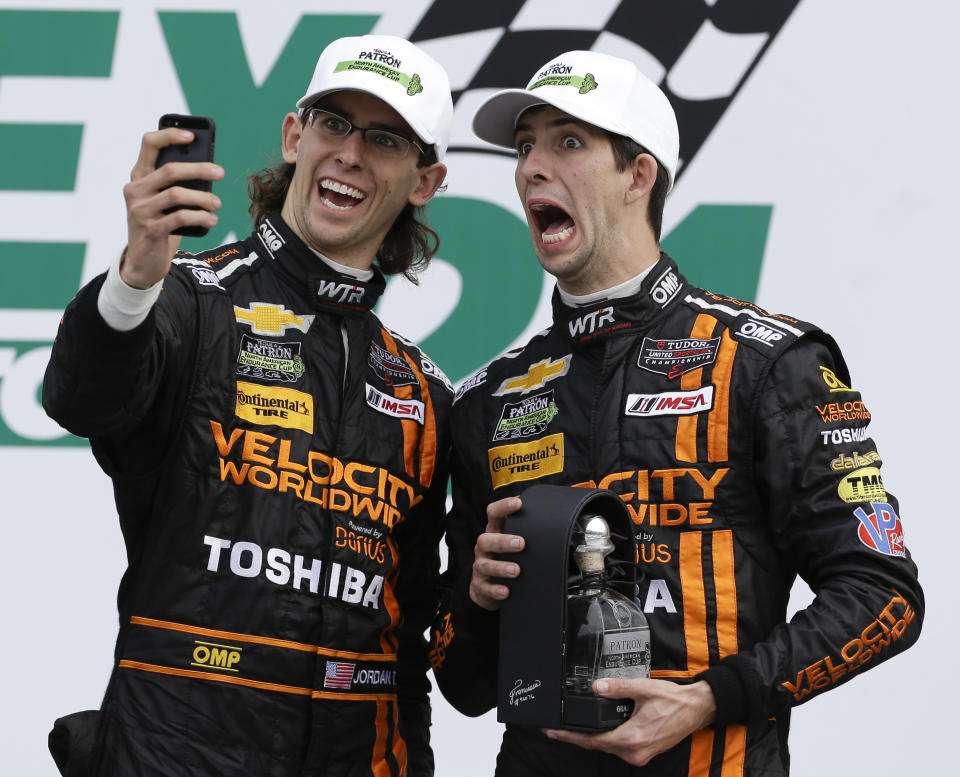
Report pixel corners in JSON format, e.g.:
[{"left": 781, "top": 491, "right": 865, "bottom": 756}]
[{"left": 304, "top": 108, "right": 424, "bottom": 159}]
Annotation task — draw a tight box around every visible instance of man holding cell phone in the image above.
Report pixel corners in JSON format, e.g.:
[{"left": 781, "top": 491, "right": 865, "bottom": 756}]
[{"left": 43, "top": 35, "right": 454, "bottom": 777}]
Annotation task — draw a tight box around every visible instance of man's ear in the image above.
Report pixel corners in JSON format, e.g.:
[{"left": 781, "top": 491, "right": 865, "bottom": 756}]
[
  {"left": 408, "top": 162, "right": 448, "bottom": 206},
  {"left": 625, "top": 153, "right": 658, "bottom": 205},
  {"left": 281, "top": 113, "right": 302, "bottom": 164}
]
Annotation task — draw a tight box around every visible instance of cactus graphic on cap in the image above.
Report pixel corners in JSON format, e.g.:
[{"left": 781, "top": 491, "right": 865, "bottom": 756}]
[
  {"left": 579, "top": 73, "right": 597, "bottom": 94},
  {"left": 407, "top": 73, "right": 423, "bottom": 96}
]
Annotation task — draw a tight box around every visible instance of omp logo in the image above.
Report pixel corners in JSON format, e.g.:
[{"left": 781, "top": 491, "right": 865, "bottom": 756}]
[
  {"left": 257, "top": 219, "right": 284, "bottom": 256},
  {"left": 191, "top": 266, "right": 223, "bottom": 289},
  {"left": 736, "top": 320, "right": 784, "bottom": 347},
  {"left": 488, "top": 433, "right": 564, "bottom": 489},
  {"left": 191, "top": 641, "right": 241, "bottom": 673},
  {"left": 235, "top": 381, "right": 313, "bottom": 433},
  {"left": 316, "top": 280, "right": 364, "bottom": 306},
  {"left": 650, "top": 269, "right": 682, "bottom": 306},
  {"left": 568, "top": 306, "right": 614, "bottom": 339},
  {"left": 493, "top": 356, "right": 571, "bottom": 396},
  {"left": 234, "top": 303, "right": 314, "bottom": 336},
  {"left": 625, "top": 386, "right": 714, "bottom": 417}
]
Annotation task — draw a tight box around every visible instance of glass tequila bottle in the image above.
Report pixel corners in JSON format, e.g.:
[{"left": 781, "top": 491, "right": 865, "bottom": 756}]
[{"left": 564, "top": 515, "right": 651, "bottom": 696}]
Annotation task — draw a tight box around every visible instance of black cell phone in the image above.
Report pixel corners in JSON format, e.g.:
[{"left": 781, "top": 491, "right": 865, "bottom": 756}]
[{"left": 156, "top": 114, "right": 216, "bottom": 237}]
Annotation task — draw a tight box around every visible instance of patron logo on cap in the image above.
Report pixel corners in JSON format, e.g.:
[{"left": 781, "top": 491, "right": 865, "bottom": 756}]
[
  {"left": 529, "top": 70, "right": 598, "bottom": 95},
  {"left": 334, "top": 56, "right": 424, "bottom": 97}
]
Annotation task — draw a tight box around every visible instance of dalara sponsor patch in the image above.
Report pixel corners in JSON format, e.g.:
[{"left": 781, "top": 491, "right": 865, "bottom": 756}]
[
  {"left": 236, "top": 334, "right": 304, "bottom": 383},
  {"left": 838, "top": 466, "right": 886, "bottom": 503},
  {"left": 365, "top": 383, "right": 424, "bottom": 424},
  {"left": 235, "top": 381, "right": 313, "bottom": 433},
  {"left": 234, "top": 302, "right": 314, "bottom": 336},
  {"left": 853, "top": 502, "right": 905, "bottom": 557},
  {"left": 368, "top": 342, "right": 417, "bottom": 388},
  {"left": 638, "top": 336, "right": 720, "bottom": 379},
  {"left": 488, "top": 433, "right": 564, "bottom": 488},
  {"left": 625, "top": 386, "right": 714, "bottom": 417},
  {"left": 494, "top": 356, "right": 571, "bottom": 396},
  {"left": 493, "top": 390, "right": 559, "bottom": 441},
  {"left": 830, "top": 450, "right": 881, "bottom": 471}
]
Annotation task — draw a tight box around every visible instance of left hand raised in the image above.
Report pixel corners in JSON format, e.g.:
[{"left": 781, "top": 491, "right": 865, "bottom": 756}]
[{"left": 544, "top": 678, "right": 717, "bottom": 767}]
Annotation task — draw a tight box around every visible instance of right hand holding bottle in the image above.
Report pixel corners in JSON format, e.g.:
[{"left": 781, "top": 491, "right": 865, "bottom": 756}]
[{"left": 469, "top": 496, "right": 526, "bottom": 610}]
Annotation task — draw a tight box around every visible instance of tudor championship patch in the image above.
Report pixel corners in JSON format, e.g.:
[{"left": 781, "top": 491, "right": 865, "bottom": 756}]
[{"left": 638, "top": 336, "right": 720, "bottom": 379}]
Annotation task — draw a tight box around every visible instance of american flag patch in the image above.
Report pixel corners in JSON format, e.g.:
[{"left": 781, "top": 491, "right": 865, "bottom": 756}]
[{"left": 323, "top": 661, "right": 355, "bottom": 689}]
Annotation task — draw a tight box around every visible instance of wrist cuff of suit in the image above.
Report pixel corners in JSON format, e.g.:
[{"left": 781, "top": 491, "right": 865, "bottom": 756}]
[
  {"left": 696, "top": 654, "right": 764, "bottom": 727},
  {"left": 449, "top": 575, "right": 499, "bottom": 643}
]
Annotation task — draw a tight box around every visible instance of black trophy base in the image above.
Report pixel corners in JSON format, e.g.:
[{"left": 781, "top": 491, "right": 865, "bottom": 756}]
[{"left": 562, "top": 694, "right": 634, "bottom": 731}]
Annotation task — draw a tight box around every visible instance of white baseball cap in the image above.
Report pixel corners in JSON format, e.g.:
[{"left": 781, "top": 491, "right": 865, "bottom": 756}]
[
  {"left": 296, "top": 35, "right": 454, "bottom": 160},
  {"left": 473, "top": 50, "right": 679, "bottom": 189}
]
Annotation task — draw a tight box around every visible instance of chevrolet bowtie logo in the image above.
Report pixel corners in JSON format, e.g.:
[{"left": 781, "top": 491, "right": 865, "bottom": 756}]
[
  {"left": 494, "top": 355, "right": 572, "bottom": 396},
  {"left": 234, "top": 303, "right": 315, "bottom": 335}
]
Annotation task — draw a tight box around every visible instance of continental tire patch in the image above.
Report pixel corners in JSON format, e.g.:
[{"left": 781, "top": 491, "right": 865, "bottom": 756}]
[
  {"left": 235, "top": 381, "right": 313, "bottom": 433},
  {"left": 488, "top": 433, "right": 563, "bottom": 489}
]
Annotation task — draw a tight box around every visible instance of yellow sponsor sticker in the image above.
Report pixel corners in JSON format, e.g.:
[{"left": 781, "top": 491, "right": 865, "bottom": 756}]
[
  {"left": 488, "top": 433, "right": 564, "bottom": 489},
  {"left": 235, "top": 380, "right": 313, "bottom": 433},
  {"left": 837, "top": 466, "right": 886, "bottom": 503}
]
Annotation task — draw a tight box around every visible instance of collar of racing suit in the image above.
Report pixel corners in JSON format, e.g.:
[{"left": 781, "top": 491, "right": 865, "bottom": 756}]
[
  {"left": 254, "top": 212, "right": 387, "bottom": 317},
  {"left": 552, "top": 252, "right": 687, "bottom": 348}
]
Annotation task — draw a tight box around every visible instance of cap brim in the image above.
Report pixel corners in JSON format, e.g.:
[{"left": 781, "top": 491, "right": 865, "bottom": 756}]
[{"left": 472, "top": 89, "right": 550, "bottom": 149}]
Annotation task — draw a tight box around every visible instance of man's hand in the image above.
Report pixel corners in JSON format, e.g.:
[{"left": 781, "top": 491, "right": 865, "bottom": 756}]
[
  {"left": 544, "top": 679, "right": 717, "bottom": 767},
  {"left": 468, "top": 496, "right": 525, "bottom": 611},
  {"left": 121, "top": 127, "right": 224, "bottom": 289}
]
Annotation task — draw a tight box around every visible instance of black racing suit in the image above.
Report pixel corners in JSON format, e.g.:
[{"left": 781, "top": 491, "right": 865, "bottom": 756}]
[
  {"left": 43, "top": 214, "right": 452, "bottom": 777},
  {"left": 429, "top": 254, "right": 922, "bottom": 776}
]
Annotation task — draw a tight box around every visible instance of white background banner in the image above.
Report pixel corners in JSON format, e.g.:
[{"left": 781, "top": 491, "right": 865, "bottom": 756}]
[{"left": 1, "top": 1, "right": 955, "bottom": 775}]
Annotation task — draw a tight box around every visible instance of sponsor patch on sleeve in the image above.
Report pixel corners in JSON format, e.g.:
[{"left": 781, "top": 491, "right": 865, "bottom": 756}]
[{"left": 853, "top": 502, "right": 905, "bottom": 557}]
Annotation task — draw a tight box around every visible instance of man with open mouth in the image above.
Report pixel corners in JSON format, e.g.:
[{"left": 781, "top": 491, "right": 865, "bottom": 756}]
[
  {"left": 431, "top": 50, "right": 923, "bottom": 776},
  {"left": 43, "top": 35, "right": 454, "bottom": 777}
]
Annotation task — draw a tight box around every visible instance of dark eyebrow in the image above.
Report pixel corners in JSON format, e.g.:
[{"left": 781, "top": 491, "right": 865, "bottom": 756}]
[
  {"left": 514, "top": 117, "right": 589, "bottom": 136},
  {"left": 316, "top": 101, "right": 413, "bottom": 138}
]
